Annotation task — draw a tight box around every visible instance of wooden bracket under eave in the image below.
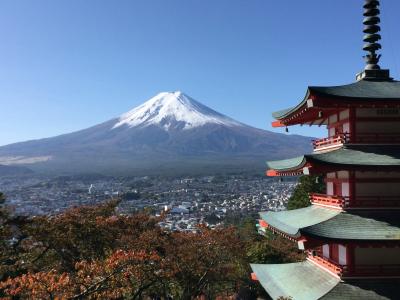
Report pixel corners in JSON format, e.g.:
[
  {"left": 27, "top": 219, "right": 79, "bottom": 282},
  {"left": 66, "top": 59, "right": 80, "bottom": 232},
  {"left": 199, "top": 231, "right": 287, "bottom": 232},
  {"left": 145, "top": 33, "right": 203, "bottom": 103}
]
[
  {"left": 251, "top": 273, "right": 258, "bottom": 281},
  {"left": 272, "top": 120, "right": 285, "bottom": 127},
  {"left": 266, "top": 169, "right": 279, "bottom": 176}
]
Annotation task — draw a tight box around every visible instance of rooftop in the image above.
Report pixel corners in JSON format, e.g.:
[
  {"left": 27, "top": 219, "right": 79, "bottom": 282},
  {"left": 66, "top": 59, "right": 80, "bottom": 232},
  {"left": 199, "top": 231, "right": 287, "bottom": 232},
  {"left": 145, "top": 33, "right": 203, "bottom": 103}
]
[
  {"left": 251, "top": 261, "right": 340, "bottom": 300},
  {"left": 266, "top": 145, "right": 400, "bottom": 174},
  {"left": 251, "top": 261, "right": 399, "bottom": 300},
  {"left": 260, "top": 205, "right": 400, "bottom": 240},
  {"left": 272, "top": 79, "right": 400, "bottom": 121}
]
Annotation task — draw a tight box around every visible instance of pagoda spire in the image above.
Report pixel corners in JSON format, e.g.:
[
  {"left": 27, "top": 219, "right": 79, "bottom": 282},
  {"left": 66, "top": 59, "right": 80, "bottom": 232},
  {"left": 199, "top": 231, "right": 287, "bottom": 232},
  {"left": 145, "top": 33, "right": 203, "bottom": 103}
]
[
  {"left": 363, "top": 0, "right": 382, "bottom": 70},
  {"left": 356, "top": 0, "right": 392, "bottom": 81}
]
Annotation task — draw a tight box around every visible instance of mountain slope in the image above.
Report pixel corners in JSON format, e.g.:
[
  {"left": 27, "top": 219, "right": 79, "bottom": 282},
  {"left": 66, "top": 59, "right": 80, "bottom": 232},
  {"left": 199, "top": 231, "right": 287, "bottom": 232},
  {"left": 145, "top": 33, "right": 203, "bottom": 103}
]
[{"left": 0, "top": 92, "right": 312, "bottom": 175}]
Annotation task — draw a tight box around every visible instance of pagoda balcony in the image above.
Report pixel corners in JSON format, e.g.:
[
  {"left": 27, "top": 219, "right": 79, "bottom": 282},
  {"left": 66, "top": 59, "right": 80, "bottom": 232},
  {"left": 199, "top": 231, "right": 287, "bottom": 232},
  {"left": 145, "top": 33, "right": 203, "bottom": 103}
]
[
  {"left": 306, "top": 251, "right": 343, "bottom": 276},
  {"left": 312, "top": 133, "right": 400, "bottom": 152},
  {"left": 307, "top": 251, "right": 400, "bottom": 278},
  {"left": 312, "top": 134, "right": 346, "bottom": 152},
  {"left": 310, "top": 193, "right": 346, "bottom": 208},
  {"left": 310, "top": 193, "right": 400, "bottom": 209}
]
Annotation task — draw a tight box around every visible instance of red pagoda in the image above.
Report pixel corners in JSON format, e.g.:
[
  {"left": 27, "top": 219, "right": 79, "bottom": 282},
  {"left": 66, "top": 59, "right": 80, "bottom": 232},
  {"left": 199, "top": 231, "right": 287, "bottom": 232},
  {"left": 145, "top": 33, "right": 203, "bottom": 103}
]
[{"left": 251, "top": 1, "right": 400, "bottom": 299}]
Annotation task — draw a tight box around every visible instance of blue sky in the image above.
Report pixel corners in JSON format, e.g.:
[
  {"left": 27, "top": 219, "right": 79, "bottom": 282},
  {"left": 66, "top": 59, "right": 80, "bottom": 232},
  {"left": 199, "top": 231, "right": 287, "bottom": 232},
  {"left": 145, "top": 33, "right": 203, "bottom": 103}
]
[{"left": 0, "top": 0, "right": 399, "bottom": 146}]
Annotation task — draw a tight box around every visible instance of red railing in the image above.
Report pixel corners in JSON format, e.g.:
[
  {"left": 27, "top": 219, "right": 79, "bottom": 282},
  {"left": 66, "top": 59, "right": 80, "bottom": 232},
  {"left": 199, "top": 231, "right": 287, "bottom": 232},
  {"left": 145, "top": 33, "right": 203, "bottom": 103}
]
[
  {"left": 306, "top": 252, "right": 343, "bottom": 275},
  {"left": 307, "top": 251, "right": 400, "bottom": 277},
  {"left": 312, "top": 134, "right": 346, "bottom": 151},
  {"left": 310, "top": 193, "right": 400, "bottom": 208},
  {"left": 312, "top": 132, "right": 400, "bottom": 151},
  {"left": 310, "top": 193, "right": 345, "bottom": 208}
]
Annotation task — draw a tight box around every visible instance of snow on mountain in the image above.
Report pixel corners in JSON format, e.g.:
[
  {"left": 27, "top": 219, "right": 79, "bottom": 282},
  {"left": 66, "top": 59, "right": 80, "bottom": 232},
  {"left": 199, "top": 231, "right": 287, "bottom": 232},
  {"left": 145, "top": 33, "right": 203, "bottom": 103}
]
[{"left": 113, "top": 91, "right": 242, "bottom": 130}]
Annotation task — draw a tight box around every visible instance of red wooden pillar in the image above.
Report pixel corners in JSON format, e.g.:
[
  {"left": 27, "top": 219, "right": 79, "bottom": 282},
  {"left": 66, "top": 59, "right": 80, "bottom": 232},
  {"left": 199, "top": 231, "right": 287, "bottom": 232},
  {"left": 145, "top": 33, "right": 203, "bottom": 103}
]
[{"left": 349, "top": 108, "right": 356, "bottom": 143}]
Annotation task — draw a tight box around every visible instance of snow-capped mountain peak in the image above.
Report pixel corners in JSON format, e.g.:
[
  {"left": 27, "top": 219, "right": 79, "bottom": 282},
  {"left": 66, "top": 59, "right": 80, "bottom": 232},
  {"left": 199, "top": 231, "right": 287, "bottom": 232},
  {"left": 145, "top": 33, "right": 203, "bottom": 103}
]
[{"left": 113, "top": 91, "right": 242, "bottom": 130}]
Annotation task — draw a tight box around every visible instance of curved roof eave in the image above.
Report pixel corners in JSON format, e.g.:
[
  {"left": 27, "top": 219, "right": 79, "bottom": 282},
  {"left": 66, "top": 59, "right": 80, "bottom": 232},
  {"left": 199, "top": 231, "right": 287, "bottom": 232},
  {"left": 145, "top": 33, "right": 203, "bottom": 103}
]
[
  {"left": 251, "top": 262, "right": 400, "bottom": 300},
  {"left": 266, "top": 145, "right": 400, "bottom": 173},
  {"left": 250, "top": 261, "right": 340, "bottom": 300},
  {"left": 266, "top": 155, "right": 307, "bottom": 172},
  {"left": 272, "top": 79, "right": 400, "bottom": 120},
  {"left": 305, "top": 145, "right": 400, "bottom": 167},
  {"left": 260, "top": 206, "right": 400, "bottom": 241},
  {"left": 302, "top": 211, "right": 400, "bottom": 240},
  {"left": 259, "top": 206, "right": 340, "bottom": 237},
  {"left": 271, "top": 89, "right": 311, "bottom": 120},
  {"left": 309, "top": 79, "right": 400, "bottom": 100}
]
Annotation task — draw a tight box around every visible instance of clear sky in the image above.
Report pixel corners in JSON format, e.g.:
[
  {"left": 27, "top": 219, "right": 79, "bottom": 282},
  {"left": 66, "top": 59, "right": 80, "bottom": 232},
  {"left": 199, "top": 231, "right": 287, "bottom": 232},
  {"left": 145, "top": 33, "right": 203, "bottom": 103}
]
[{"left": 0, "top": 0, "right": 399, "bottom": 146}]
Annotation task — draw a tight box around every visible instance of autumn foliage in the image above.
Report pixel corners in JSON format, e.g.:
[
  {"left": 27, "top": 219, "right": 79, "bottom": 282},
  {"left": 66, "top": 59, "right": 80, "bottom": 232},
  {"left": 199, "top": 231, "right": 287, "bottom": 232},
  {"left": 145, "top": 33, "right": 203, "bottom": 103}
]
[
  {"left": 0, "top": 194, "right": 303, "bottom": 299},
  {"left": 0, "top": 199, "right": 259, "bottom": 299}
]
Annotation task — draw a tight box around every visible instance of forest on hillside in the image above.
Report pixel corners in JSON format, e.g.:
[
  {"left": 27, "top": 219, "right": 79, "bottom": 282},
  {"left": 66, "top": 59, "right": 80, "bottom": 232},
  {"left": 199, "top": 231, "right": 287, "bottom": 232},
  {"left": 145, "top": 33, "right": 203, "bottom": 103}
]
[{"left": 0, "top": 177, "right": 317, "bottom": 299}]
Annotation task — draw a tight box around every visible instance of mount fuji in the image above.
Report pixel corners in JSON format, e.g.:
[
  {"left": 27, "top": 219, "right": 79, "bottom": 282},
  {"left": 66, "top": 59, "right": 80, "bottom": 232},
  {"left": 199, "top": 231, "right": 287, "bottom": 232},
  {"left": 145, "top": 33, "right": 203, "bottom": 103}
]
[{"left": 0, "top": 91, "right": 312, "bottom": 175}]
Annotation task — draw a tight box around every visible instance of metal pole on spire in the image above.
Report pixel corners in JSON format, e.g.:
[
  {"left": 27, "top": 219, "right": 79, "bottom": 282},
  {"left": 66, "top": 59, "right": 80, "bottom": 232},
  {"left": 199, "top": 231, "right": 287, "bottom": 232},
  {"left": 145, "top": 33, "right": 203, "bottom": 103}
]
[
  {"left": 363, "top": 0, "right": 382, "bottom": 70},
  {"left": 356, "top": 0, "right": 391, "bottom": 81}
]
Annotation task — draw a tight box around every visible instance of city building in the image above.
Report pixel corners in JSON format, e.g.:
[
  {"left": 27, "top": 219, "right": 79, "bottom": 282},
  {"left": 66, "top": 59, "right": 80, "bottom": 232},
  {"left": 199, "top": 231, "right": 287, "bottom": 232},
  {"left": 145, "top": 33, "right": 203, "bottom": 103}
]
[{"left": 251, "top": 1, "right": 400, "bottom": 299}]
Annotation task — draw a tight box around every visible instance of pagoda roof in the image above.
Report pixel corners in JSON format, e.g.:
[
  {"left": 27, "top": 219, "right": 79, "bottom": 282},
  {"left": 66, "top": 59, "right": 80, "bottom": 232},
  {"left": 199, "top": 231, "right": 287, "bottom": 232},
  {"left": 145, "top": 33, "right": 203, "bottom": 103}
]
[
  {"left": 251, "top": 262, "right": 399, "bottom": 300},
  {"left": 322, "top": 279, "right": 400, "bottom": 300},
  {"left": 250, "top": 261, "right": 340, "bottom": 300},
  {"left": 260, "top": 205, "right": 400, "bottom": 240},
  {"left": 267, "top": 145, "right": 400, "bottom": 174},
  {"left": 259, "top": 206, "right": 340, "bottom": 238},
  {"left": 272, "top": 79, "right": 400, "bottom": 120}
]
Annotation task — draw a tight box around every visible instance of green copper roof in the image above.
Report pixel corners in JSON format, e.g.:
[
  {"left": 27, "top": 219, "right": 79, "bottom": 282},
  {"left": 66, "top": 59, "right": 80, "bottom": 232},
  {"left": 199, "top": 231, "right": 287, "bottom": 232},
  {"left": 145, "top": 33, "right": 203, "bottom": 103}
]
[
  {"left": 260, "top": 206, "right": 340, "bottom": 237},
  {"left": 266, "top": 156, "right": 306, "bottom": 171},
  {"left": 251, "top": 262, "right": 399, "bottom": 300},
  {"left": 250, "top": 261, "right": 340, "bottom": 300},
  {"left": 322, "top": 279, "right": 400, "bottom": 300},
  {"left": 272, "top": 107, "right": 296, "bottom": 119},
  {"left": 266, "top": 145, "right": 400, "bottom": 172},
  {"left": 272, "top": 79, "right": 400, "bottom": 120},
  {"left": 260, "top": 206, "right": 400, "bottom": 240},
  {"left": 303, "top": 210, "right": 400, "bottom": 240},
  {"left": 310, "top": 80, "right": 400, "bottom": 100}
]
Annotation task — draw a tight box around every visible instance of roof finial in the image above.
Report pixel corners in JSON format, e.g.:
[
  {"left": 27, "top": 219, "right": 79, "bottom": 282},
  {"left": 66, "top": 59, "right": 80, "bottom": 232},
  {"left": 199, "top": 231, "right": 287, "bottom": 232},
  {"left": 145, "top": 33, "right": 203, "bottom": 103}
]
[
  {"left": 363, "top": 0, "right": 382, "bottom": 70},
  {"left": 356, "top": 0, "right": 392, "bottom": 81}
]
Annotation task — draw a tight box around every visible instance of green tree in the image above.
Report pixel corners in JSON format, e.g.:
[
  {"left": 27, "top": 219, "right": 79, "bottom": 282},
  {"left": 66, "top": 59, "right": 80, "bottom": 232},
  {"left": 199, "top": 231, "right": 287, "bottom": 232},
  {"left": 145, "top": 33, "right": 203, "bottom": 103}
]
[
  {"left": 287, "top": 175, "right": 325, "bottom": 210},
  {"left": 121, "top": 191, "right": 141, "bottom": 200},
  {"left": 0, "top": 192, "right": 13, "bottom": 282},
  {"left": 0, "top": 192, "right": 30, "bottom": 284}
]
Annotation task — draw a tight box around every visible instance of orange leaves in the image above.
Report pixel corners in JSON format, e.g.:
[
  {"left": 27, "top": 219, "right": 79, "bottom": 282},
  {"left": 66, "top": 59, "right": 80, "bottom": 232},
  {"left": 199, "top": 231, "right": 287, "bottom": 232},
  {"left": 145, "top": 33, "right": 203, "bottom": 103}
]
[
  {"left": 0, "top": 270, "right": 72, "bottom": 299},
  {"left": 0, "top": 200, "right": 250, "bottom": 298},
  {"left": 1, "top": 250, "right": 162, "bottom": 299}
]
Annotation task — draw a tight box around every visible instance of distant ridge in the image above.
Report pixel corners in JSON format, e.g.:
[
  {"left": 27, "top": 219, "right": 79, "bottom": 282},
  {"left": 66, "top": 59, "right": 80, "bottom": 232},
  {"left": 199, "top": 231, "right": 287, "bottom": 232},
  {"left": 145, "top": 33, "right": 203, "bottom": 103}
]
[
  {"left": 0, "top": 92, "right": 312, "bottom": 175},
  {"left": 0, "top": 164, "right": 34, "bottom": 177}
]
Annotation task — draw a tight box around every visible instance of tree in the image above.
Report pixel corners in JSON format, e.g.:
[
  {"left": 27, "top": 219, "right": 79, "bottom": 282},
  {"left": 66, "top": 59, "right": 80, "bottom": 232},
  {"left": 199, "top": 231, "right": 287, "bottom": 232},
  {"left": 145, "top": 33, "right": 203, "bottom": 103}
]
[
  {"left": 287, "top": 175, "right": 325, "bottom": 210},
  {"left": 0, "top": 192, "right": 12, "bottom": 282},
  {"left": 1, "top": 199, "right": 251, "bottom": 299},
  {"left": 165, "top": 226, "right": 246, "bottom": 299},
  {"left": 0, "top": 192, "right": 30, "bottom": 283},
  {"left": 121, "top": 191, "right": 141, "bottom": 200},
  {"left": 0, "top": 250, "right": 163, "bottom": 299},
  {"left": 246, "top": 231, "right": 304, "bottom": 264},
  {"left": 22, "top": 200, "right": 162, "bottom": 272}
]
